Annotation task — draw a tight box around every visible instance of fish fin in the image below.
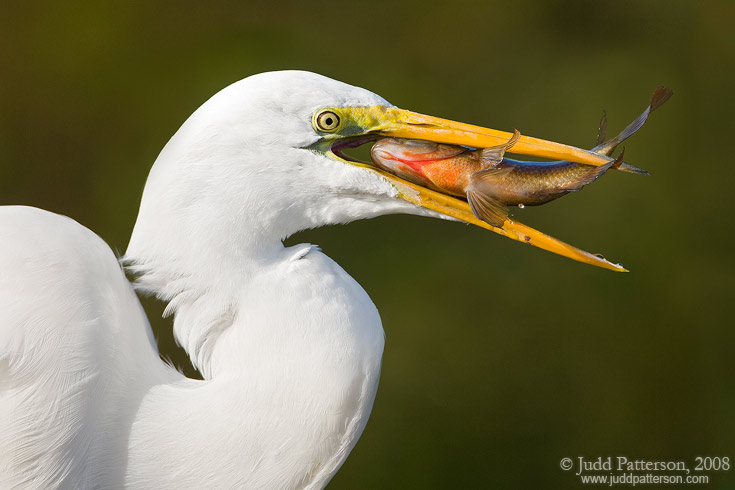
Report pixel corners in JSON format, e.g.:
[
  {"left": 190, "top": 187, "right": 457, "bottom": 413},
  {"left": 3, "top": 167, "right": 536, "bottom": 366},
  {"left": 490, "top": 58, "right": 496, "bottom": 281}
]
[
  {"left": 611, "top": 148, "right": 651, "bottom": 175},
  {"left": 595, "top": 110, "right": 607, "bottom": 146},
  {"left": 610, "top": 149, "right": 625, "bottom": 170},
  {"left": 592, "top": 87, "right": 673, "bottom": 156},
  {"left": 480, "top": 129, "right": 521, "bottom": 167},
  {"left": 617, "top": 162, "right": 650, "bottom": 175},
  {"left": 649, "top": 86, "right": 674, "bottom": 111},
  {"left": 466, "top": 168, "right": 512, "bottom": 227}
]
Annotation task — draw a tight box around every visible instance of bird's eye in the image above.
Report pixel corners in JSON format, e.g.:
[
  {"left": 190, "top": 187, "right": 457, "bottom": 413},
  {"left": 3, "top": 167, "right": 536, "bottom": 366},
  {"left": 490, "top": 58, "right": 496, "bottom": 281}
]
[{"left": 315, "top": 110, "right": 341, "bottom": 132}]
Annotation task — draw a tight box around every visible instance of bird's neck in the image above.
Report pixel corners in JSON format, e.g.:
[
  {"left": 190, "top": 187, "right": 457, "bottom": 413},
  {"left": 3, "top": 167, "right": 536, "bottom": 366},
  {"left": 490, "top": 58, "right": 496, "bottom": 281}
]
[
  {"left": 125, "top": 244, "right": 385, "bottom": 490},
  {"left": 126, "top": 237, "right": 284, "bottom": 378},
  {"left": 125, "top": 150, "right": 298, "bottom": 377}
]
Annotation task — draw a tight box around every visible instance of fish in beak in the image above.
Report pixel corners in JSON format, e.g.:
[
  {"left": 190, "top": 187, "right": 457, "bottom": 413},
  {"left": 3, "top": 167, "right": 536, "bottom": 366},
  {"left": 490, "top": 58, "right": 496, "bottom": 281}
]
[
  {"left": 369, "top": 87, "right": 672, "bottom": 229},
  {"left": 369, "top": 131, "right": 624, "bottom": 228},
  {"left": 313, "top": 87, "right": 672, "bottom": 272}
]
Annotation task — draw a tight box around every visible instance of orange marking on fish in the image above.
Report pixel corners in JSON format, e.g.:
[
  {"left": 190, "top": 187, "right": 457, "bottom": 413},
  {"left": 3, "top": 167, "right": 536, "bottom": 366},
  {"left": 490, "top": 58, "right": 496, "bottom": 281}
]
[
  {"left": 368, "top": 86, "right": 671, "bottom": 228},
  {"left": 376, "top": 151, "right": 443, "bottom": 173}
]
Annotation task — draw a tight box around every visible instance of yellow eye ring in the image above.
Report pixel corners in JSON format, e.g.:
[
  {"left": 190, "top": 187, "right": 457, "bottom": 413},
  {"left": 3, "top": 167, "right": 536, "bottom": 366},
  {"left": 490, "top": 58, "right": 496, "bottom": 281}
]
[{"left": 315, "top": 110, "right": 340, "bottom": 132}]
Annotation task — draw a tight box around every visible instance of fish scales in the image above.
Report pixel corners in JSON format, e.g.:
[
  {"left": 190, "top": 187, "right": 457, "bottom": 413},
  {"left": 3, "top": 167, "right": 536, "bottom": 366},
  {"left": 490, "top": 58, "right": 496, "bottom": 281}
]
[{"left": 370, "top": 87, "right": 672, "bottom": 227}]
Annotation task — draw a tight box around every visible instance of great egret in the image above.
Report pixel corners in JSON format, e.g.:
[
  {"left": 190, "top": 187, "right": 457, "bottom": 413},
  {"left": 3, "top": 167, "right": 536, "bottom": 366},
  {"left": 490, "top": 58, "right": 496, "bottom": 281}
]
[{"left": 0, "top": 71, "right": 624, "bottom": 489}]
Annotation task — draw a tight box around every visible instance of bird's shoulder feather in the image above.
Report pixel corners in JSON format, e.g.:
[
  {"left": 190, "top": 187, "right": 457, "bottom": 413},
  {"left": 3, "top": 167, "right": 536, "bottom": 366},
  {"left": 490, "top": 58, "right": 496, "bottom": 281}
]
[{"left": 0, "top": 206, "right": 164, "bottom": 489}]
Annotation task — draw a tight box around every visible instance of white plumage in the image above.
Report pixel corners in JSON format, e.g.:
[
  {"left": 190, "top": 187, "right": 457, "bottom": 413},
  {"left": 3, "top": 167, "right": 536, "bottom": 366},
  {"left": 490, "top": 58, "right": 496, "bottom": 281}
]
[
  {"left": 1, "top": 71, "right": 441, "bottom": 489},
  {"left": 1, "top": 69, "right": 616, "bottom": 489}
]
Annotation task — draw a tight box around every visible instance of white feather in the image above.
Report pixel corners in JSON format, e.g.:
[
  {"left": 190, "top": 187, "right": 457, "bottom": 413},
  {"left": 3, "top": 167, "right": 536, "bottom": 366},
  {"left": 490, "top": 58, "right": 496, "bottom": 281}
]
[{"left": 0, "top": 71, "right": 438, "bottom": 489}]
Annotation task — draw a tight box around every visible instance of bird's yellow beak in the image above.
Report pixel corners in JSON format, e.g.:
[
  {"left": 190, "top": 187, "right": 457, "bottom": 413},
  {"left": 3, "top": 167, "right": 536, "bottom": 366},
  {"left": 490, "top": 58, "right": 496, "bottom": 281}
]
[
  {"left": 320, "top": 105, "right": 626, "bottom": 272},
  {"left": 361, "top": 106, "right": 614, "bottom": 166}
]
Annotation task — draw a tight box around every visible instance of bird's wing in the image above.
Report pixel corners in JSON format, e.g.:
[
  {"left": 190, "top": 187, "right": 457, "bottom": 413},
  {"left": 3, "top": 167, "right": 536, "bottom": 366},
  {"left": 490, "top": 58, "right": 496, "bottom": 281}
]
[{"left": 0, "top": 206, "right": 169, "bottom": 489}]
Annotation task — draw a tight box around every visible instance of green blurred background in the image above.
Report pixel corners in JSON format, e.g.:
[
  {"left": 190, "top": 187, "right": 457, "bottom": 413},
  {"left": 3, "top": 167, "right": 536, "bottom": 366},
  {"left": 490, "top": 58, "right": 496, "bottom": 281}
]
[{"left": 1, "top": 1, "right": 733, "bottom": 488}]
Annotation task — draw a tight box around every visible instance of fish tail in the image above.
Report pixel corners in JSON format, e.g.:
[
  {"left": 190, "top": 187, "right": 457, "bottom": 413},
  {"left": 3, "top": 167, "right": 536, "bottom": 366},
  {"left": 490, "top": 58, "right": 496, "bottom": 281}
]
[
  {"left": 606, "top": 146, "right": 648, "bottom": 174},
  {"left": 649, "top": 86, "right": 673, "bottom": 112},
  {"left": 616, "top": 161, "right": 650, "bottom": 175},
  {"left": 592, "top": 86, "right": 673, "bottom": 158}
]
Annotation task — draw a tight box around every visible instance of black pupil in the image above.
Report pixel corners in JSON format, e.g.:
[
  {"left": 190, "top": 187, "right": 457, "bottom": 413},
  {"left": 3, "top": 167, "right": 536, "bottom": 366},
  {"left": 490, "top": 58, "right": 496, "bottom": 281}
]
[{"left": 324, "top": 117, "right": 334, "bottom": 126}]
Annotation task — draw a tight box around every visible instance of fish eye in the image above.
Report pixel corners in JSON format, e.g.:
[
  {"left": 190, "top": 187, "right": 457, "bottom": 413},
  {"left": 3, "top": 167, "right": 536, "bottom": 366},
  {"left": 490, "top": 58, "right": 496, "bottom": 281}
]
[{"left": 315, "top": 110, "right": 341, "bottom": 132}]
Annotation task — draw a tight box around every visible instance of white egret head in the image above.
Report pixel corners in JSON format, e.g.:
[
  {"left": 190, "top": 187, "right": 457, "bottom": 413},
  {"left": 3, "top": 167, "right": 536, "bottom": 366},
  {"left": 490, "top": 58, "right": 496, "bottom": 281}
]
[
  {"left": 127, "top": 72, "right": 417, "bottom": 281},
  {"left": 127, "top": 70, "right": 622, "bottom": 287}
]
